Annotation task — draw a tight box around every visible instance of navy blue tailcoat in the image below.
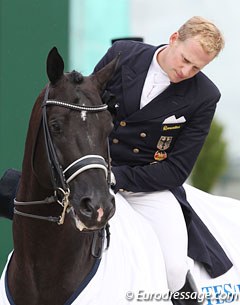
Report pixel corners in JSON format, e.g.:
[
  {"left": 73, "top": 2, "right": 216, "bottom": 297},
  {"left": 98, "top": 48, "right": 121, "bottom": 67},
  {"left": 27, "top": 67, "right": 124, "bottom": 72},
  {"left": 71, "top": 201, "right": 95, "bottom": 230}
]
[{"left": 94, "top": 40, "right": 232, "bottom": 277}]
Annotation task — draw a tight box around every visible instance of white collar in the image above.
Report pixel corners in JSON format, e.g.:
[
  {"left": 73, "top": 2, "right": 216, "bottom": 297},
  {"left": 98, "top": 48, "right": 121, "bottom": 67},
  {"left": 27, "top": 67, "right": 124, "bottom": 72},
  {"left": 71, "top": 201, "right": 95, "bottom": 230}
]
[
  {"left": 150, "top": 46, "right": 169, "bottom": 84},
  {"left": 152, "top": 46, "right": 168, "bottom": 75}
]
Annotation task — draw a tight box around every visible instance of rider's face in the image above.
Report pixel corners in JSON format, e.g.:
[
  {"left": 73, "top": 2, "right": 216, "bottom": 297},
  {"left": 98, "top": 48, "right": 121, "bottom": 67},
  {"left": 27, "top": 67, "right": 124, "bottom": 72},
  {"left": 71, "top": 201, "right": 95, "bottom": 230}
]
[{"left": 157, "top": 32, "right": 216, "bottom": 83}]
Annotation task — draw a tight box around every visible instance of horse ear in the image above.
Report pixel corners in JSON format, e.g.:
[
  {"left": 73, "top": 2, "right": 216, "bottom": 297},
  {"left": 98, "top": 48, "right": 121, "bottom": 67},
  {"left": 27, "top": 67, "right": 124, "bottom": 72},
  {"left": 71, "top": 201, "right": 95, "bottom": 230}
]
[
  {"left": 47, "top": 47, "right": 64, "bottom": 84},
  {"left": 91, "top": 53, "right": 120, "bottom": 93}
]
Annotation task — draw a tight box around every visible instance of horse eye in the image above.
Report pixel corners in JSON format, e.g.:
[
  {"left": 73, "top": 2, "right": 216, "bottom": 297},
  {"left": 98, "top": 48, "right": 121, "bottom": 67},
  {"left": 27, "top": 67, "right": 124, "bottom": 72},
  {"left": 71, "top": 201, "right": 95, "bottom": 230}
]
[{"left": 49, "top": 121, "right": 62, "bottom": 134}]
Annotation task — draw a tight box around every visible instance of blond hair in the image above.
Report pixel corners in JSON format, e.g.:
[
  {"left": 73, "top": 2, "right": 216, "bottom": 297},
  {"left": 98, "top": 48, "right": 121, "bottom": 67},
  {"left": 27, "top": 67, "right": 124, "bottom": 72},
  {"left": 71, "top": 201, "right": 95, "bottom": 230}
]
[{"left": 178, "top": 16, "right": 225, "bottom": 57}]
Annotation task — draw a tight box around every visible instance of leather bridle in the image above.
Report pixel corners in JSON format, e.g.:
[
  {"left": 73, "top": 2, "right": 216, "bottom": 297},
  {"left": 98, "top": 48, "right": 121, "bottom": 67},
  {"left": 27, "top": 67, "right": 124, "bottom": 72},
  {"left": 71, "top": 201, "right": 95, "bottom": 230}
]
[{"left": 14, "top": 84, "right": 112, "bottom": 227}]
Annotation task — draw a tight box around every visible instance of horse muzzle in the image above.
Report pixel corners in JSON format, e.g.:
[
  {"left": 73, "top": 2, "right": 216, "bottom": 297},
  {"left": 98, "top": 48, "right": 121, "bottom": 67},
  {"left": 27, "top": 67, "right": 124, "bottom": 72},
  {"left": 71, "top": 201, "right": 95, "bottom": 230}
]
[{"left": 70, "top": 193, "right": 115, "bottom": 231}]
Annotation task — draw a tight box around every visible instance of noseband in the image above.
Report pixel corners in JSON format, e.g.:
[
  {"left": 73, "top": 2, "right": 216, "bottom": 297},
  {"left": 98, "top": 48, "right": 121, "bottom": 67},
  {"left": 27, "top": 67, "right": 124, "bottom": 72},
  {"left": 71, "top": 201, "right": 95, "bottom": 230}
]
[{"left": 14, "top": 85, "right": 111, "bottom": 226}]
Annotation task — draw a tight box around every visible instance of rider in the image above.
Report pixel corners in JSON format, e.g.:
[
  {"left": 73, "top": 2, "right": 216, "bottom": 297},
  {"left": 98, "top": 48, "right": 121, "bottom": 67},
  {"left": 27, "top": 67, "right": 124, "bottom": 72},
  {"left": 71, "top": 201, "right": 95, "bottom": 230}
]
[
  {"left": 93, "top": 15, "right": 230, "bottom": 302},
  {"left": 0, "top": 16, "right": 232, "bottom": 304}
]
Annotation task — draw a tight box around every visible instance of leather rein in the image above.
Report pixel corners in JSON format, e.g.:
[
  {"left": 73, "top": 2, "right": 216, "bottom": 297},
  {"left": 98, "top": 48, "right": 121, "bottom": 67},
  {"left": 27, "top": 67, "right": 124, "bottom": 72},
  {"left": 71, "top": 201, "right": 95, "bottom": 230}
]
[{"left": 14, "top": 85, "right": 112, "bottom": 229}]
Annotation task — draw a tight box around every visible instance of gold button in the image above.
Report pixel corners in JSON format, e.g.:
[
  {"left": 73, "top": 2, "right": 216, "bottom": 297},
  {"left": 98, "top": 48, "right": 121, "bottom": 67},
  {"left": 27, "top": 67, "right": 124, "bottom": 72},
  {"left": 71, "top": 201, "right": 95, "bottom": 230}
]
[
  {"left": 140, "top": 132, "right": 147, "bottom": 138},
  {"left": 112, "top": 138, "right": 119, "bottom": 144},
  {"left": 133, "top": 148, "right": 139, "bottom": 153},
  {"left": 120, "top": 121, "right": 127, "bottom": 127},
  {"left": 119, "top": 188, "right": 125, "bottom": 192}
]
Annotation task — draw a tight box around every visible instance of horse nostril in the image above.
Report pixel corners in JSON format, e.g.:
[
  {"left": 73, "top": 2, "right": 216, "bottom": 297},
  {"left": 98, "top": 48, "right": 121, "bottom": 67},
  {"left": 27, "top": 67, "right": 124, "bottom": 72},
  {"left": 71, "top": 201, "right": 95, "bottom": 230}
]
[
  {"left": 78, "top": 194, "right": 116, "bottom": 224},
  {"left": 80, "top": 197, "right": 94, "bottom": 217}
]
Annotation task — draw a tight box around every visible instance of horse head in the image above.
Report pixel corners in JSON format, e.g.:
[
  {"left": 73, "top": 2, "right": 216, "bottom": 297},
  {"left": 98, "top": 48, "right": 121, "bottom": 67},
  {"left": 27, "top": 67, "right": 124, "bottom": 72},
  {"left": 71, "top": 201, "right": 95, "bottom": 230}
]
[{"left": 18, "top": 47, "right": 118, "bottom": 231}]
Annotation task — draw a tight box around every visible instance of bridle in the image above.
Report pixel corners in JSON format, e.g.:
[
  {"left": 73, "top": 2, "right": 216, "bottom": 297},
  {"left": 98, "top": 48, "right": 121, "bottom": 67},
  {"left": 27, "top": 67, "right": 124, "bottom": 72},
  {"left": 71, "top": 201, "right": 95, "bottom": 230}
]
[{"left": 14, "top": 84, "right": 112, "bottom": 229}]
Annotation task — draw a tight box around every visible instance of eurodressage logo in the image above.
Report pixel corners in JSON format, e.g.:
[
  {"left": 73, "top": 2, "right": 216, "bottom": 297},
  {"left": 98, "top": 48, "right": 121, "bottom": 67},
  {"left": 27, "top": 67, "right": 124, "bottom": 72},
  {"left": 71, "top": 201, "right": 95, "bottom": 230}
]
[
  {"left": 201, "top": 283, "right": 240, "bottom": 304},
  {"left": 125, "top": 284, "right": 240, "bottom": 303},
  {"left": 125, "top": 290, "right": 203, "bottom": 302}
]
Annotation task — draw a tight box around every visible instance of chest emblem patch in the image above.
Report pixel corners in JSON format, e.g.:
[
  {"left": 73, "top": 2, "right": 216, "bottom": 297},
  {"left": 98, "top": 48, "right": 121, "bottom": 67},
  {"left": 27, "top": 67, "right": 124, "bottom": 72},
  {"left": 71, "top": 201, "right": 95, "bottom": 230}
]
[
  {"left": 157, "top": 136, "right": 173, "bottom": 150},
  {"left": 154, "top": 150, "right": 167, "bottom": 161}
]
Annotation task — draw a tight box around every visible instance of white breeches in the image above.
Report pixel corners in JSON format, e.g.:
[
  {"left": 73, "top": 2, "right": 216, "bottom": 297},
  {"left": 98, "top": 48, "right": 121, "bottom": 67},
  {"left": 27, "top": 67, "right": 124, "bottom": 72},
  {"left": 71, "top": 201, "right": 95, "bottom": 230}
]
[{"left": 120, "top": 189, "right": 189, "bottom": 292}]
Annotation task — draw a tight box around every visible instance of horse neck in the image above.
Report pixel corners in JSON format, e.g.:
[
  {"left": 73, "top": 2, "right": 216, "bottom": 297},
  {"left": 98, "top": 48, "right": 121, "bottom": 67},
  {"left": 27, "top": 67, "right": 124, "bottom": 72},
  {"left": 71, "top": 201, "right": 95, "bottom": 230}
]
[{"left": 9, "top": 221, "right": 95, "bottom": 304}]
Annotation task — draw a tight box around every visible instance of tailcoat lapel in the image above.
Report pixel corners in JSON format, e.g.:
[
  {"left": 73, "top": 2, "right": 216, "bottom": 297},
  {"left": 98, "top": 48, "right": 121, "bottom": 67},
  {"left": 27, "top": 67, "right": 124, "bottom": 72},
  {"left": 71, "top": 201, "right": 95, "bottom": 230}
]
[
  {"left": 127, "top": 81, "right": 190, "bottom": 122},
  {"left": 121, "top": 76, "right": 192, "bottom": 123},
  {"left": 120, "top": 44, "right": 193, "bottom": 122},
  {"left": 121, "top": 65, "right": 147, "bottom": 116},
  {"left": 121, "top": 45, "right": 156, "bottom": 117}
]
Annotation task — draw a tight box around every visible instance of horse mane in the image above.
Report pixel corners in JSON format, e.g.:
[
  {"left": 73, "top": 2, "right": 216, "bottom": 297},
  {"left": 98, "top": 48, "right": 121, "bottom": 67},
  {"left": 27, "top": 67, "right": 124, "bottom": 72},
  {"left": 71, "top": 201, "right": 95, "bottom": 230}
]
[{"left": 20, "top": 88, "right": 45, "bottom": 178}]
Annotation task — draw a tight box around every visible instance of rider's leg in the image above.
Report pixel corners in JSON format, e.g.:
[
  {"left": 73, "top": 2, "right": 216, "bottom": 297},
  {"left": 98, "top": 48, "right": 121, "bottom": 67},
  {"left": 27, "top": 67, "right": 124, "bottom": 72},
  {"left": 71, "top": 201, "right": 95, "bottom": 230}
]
[
  {"left": 120, "top": 189, "right": 188, "bottom": 292},
  {"left": 0, "top": 169, "right": 21, "bottom": 219}
]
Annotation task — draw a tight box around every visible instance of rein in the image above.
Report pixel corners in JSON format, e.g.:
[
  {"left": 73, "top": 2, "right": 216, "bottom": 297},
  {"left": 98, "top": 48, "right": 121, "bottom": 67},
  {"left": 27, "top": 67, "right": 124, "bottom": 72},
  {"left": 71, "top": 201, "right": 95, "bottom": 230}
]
[{"left": 14, "top": 85, "right": 111, "bottom": 229}]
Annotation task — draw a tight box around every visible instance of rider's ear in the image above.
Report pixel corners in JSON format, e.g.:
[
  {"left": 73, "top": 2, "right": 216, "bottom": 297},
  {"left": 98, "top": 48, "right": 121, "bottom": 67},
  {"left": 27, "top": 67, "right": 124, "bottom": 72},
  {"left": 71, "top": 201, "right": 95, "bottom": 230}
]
[
  {"left": 46, "top": 47, "right": 64, "bottom": 85},
  {"left": 91, "top": 53, "right": 120, "bottom": 93},
  {"left": 169, "top": 32, "right": 179, "bottom": 45}
]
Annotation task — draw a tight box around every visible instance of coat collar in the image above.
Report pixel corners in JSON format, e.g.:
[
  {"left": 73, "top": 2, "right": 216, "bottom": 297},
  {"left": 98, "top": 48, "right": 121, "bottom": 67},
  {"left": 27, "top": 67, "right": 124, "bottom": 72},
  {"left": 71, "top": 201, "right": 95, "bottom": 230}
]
[{"left": 121, "top": 45, "right": 192, "bottom": 122}]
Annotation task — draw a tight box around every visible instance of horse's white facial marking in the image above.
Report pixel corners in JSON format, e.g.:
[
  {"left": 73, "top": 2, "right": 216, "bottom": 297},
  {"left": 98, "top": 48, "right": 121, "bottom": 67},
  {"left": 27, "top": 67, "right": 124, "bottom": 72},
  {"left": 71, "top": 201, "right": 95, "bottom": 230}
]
[
  {"left": 81, "top": 110, "right": 87, "bottom": 121},
  {"left": 68, "top": 207, "right": 88, "bottom": 231},
  {"left": 97, "top": 207, "right": 104, "bottom": 222},
  {"left": 75, "top": 216, "right": 88, "bottom": 231},
  {"left": 79, "top": 103, "right": 87, "bottom": 121},
  {"left": 68, "top": 207, "right": 101, "bottom": 231},
  {"left": 87, "top": 134, "right": 94, "bottom": 147}
]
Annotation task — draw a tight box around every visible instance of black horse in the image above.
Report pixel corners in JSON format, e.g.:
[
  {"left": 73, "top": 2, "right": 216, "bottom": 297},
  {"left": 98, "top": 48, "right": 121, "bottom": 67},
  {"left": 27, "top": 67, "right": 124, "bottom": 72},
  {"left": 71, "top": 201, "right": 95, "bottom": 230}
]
[{"left": 6, "top": 47, "right": 117, "bottom": 304}]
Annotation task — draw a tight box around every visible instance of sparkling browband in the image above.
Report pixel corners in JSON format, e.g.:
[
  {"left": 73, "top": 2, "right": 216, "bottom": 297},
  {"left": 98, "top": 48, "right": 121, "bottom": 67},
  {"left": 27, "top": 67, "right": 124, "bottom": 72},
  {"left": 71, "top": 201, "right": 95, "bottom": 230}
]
[{"left": 44, "top": 100, "right": 108, "bottom": 112}]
